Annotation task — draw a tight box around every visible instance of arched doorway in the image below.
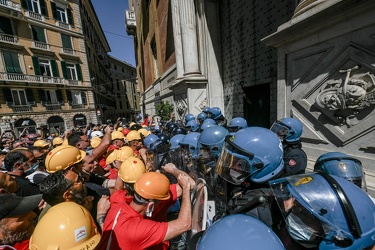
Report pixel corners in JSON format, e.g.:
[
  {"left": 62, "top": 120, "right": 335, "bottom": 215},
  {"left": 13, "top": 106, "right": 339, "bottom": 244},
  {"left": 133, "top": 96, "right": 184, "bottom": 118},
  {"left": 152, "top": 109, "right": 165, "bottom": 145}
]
[
  {"left": 47, "top": 116, "right": 65, "bottom": 135},
  {"left": 14, "top": 118, "right": 37, "bottom": 137},
  {"left": 73, "top": 114, "right": 87, "bottom": 127}
]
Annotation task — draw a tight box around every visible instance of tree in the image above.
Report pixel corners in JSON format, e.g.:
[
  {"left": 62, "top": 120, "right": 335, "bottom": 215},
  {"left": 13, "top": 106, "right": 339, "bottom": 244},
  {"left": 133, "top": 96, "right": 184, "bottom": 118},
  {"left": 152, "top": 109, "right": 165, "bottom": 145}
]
[{"left": 155, "top": 101, "right": 174, "bottom": 121}]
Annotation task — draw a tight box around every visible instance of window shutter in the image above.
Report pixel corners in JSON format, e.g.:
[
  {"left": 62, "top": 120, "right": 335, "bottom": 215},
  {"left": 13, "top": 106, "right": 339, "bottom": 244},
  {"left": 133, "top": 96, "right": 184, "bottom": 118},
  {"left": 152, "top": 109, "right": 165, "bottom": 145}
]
[
  {"left": 81, "top": 91, "right": 87, "bottom": 105},
  {"left": 67, "top": 9, "right": 74, "bottom": 26},
  {"left": 32, "top": 26, "right": 45, "bottom": 42},
  {"left": 76, "top": 63, "right": 82, "bottom": 80},
  {"left": 12, "top": 53, "right": 22, "bottom": 74},
  {"left": 61, "top": 34, "right": 72, "bottom": 49},
  {"left": 46, "top": 90, "right": 51, "bottom": 102},
  {"left": 25, "top": 89, "right": 34, "bottom": 102},
  {"left": 66, "top": 90, "right": 73, "bottom": 102},
  {"left": 32, "top": 56, "right": 41, "bottom": 75},
  {"left": 20, "top": 0, "right": 28, "bottom": 10},
  {"left": 0, "top": 17, "right": 13, "bottom": 35},
  {"left": 38, "top": 89, "right": 46, "bottom": 102},
  {"left": 50, "top": 60, "right": 59, "bottom": 77},
  {"left": 56, "top": 89, "right": 63, "bottom": 102},
  {"left": 2, "top": 88, "right": 13, "bottom": 102},
  {"left": 40, "top": 0, "right": 48, "bottom": 16},
  {"left": 61, "top": 61, "right": 68, "bottom": 78},
  {"left": 51, "top": 2, "right": 57, "bottom": 19},
  {"left": 3, "top": 52, "right": 15, "bottom": 73}
]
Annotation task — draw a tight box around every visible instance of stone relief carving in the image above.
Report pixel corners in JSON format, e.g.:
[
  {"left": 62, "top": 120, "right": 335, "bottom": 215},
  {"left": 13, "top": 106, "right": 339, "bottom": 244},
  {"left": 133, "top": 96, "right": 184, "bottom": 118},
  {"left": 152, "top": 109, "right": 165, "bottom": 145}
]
[
  {"left": 175, "top": 93, "right": 188, "bottom": 121},
  {"left": 315, "top": 66, "right": 375, "bottom": 127}
]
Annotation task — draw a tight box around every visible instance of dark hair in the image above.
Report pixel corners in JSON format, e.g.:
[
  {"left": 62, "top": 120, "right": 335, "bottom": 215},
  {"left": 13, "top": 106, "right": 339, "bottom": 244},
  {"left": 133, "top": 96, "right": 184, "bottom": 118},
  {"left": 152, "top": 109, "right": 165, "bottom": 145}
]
[
  {"left": 67, "top": 133, "right": 82, "bottom": 147},
  {"left": 38, "top": 169, "right": 71, "bottom": 206},
  {"left": 4, "top": 151, "right": 27, "bottom": 172}
]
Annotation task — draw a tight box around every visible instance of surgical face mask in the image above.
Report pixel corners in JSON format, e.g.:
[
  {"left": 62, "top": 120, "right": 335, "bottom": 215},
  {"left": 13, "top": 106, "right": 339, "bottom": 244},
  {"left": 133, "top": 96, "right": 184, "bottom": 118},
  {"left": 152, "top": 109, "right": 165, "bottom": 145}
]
[{"left": 145, "top": 201, "right": 155, "bottom": 217}]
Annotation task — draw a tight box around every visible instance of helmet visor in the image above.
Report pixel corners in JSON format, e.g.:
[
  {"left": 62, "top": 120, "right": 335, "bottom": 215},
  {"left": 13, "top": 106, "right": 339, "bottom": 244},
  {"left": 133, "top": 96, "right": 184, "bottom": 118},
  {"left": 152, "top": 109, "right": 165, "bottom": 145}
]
[{"left": 270, "top": 121, "right": 291, "bottom": 140}]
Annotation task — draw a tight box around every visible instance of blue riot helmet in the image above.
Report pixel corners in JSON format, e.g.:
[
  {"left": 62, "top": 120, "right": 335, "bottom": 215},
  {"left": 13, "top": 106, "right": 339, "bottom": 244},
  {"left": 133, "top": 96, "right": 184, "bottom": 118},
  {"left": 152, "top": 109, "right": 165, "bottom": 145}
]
[
  {"left": 202, "top": 118, "right": 216, "bottom": 125},
  {"left": 217, "top": 127, "right": 284, "bottom": 185},
  {"left": 172, "top": 127, "right": 187, "bottom": 136},
  {"left": 270, "top": 173, "right": 375, "bottom": 249},
  {"left": 198, "top": 126, "right": 229, "bottom": 158},
  {"left": 179, "top": 132, "right": 200, "bottom": 156},
  {"left": 179, "top": 132, "right": 200, "bottom": 174},
  {"left": 270, "top": 117, "right": 303, "bottom": 142},
  {"left": 185, "top": 120, "right": 199, "bottom": 132},
  {"left": 157, "top": 133, "right": 170, "bottom": 145},
  {"left": 200, "top": 122, "right": 216, "bottom": 131},
  {"left": 202, "top": 106, "right": 211, "bottom": 114},
  {"left": 170, "top": 134, "right": 185, "bottom": 150},
  {"left": 143, "top": 134, "right": 162, "bottom": 151},
  {"left": 228, "top": 117, "right": 248, "bottom": 133},
  {"left": 197, "top": 112, "right": 208, "bottom": 124},
  {"left": 314, "top": 152, "right": 367, "bottom": 191},
  {"left": 208, "top": 107, "right": 222, "bottom": 120},
  {"left": 196, "top": 214, "right": 285, "bottom": 250},
  {"left": 185, "top": 113, "right": 195, "bottom": 124}
]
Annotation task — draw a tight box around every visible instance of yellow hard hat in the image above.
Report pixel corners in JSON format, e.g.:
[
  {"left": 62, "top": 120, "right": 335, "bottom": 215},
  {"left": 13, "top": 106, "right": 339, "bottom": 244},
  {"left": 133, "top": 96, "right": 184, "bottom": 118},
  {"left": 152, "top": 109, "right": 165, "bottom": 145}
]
[
  {"left": 33, "top": 140, "right": 49, "bottom": 148},
  {"left": 29, "top": 202, "right": 101, "bottom": 250},
  {"left": 126, "top": 130, "right": 141, "bottom": 142},
  {"left": 138, "top": 128, "right": 151, "bottom": 138},
  {"left": 118, "top": 156, "right": 146, "bottom": 183},
  {"left": 129, "top": 122, "right": 136, "bottom": 128},
  {"left": 105, "top": 149, "right": 119, "bottom": 165},
  {"left": 90, "top": 137, "right": 102, "bottom": 149},
  {"left": 45, "top": 146, "right": 86, "bottom": 173},
  {"left": 111, "top": 131, "right": 125, "bottom": 141},
  {"left": 117, "top": 127, "right": 123, "bottom": 132},
  {"left": 134, "top": 172, "right": 171, "bottom": 200},
  {"left": 117, "top": 146, "right": 134, "bottom": 161},
  {"left": 62, "top": 139, "right": 69, "bottom": 146},
  {"left": 52, "top": 137, "right": 63, "bottom": 146}
]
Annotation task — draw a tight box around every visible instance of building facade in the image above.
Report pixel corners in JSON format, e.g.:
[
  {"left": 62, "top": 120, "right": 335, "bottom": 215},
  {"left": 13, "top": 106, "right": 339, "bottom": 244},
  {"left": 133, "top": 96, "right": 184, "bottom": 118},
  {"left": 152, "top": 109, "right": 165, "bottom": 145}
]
[
  {"left": 108, "top": 55, "right": 139, "bottom": 122},
  {"left": 128, "top": 0, "right": 375, "bottom": 193},
  {"left": 0, "top": 0, "right": 95, "bottom": 136}
]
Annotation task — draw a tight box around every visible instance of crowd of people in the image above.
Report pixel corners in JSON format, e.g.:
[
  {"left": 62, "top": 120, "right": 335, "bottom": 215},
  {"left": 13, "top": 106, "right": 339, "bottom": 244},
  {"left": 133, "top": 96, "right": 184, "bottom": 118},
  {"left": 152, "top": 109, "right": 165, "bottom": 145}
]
[{"left": 0, "top": 106, "right": 374, "bottom": 250}]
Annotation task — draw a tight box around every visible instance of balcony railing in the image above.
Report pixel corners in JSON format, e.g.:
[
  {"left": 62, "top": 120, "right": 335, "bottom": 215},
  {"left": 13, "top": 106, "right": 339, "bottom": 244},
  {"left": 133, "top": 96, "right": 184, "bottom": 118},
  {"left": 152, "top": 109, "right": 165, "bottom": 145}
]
[
  {"left": 62, "top": 48, "right": 74, "bottom": 55},
  {"left": 56, "top": 21, "right": 71, "bottom": 30},
  {"left": 25, "top": 11, "right": 44, "bottom": 21},
  {"left": 66, "top": 79, "right": 80, "bottom": 86},
  {"left": 0, "top": 0, "right": 21, "bottom": 11},
  {"left": 6, "top": 101, "right": 34, "bottom": 112},
  {"left": 0, "top": 34, "right": 18, "bottom": 44},
  {"left": 68, "top": 102, "right": 84, "bottom": 109},
  {"left": 33, "top": 41, "right": 50, "bottom": 50},
  {"left": 41, "top": 101, "right": 63, "bottom": 111},
  {"left": 0, "top": 72, "right": 65, "bottom": 85}
]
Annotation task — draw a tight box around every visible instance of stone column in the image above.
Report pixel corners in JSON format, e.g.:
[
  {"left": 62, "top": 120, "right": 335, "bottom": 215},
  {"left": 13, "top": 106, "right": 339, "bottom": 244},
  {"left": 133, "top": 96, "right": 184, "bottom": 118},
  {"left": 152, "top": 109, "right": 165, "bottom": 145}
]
[
  {"left": 179, "top": 0, "right": 200, "bottom": 75},
  {"left": 170, "top": 0, "right": 184, "bottom": 79}
]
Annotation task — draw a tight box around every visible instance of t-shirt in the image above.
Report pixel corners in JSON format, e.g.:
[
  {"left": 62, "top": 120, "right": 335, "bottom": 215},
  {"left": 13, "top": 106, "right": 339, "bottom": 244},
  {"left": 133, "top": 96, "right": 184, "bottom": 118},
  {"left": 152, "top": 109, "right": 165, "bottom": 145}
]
[{"left": 99, "top": 185, "right": 178, "bottom": 250}]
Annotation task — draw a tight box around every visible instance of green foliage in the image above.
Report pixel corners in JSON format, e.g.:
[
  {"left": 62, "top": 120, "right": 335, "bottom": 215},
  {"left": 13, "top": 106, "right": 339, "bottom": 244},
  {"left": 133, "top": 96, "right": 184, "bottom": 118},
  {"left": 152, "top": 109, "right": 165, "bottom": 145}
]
[{"left": 155, "top": 100, "right": 174, "bottom": 121}]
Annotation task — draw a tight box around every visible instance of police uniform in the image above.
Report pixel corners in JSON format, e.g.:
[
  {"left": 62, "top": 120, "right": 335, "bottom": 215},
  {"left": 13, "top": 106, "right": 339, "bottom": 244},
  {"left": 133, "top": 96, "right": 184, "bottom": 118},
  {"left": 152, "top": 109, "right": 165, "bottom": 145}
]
[{"left": 283, "top": 141, "right": 307, "bottom": 176}]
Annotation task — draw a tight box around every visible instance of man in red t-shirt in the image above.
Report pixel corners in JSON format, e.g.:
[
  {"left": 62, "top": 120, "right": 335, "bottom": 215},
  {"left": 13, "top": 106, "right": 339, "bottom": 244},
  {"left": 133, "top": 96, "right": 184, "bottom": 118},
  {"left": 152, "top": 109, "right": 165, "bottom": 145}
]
[{"left": 98, "top": 169, "right": 193, "bottom": 250}]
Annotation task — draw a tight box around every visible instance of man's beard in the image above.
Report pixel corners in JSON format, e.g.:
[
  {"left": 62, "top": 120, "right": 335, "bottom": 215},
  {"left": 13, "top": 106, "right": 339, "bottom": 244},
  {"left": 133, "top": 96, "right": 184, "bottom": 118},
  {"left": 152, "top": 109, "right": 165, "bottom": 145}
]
[
  {"left": 0, "top": 226, "right": 34, "bottom": 246},
  {"left": 71, "top": 186, "right": 88, "bottom": 205}
]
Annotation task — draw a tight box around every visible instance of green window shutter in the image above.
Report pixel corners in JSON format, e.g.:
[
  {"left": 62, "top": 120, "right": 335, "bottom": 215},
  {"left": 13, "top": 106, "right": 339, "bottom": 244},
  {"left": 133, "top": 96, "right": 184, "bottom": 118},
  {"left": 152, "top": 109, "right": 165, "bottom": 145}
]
[
  {"left": 26, "top": 89, "right": 34, "bottom": 102},
  {"left": 11, "top": 53, "right": 22, "bottom": 74},
  {"left": 61, "top": 61, "right": 68, "bottom": 79},
  {"left": 32, "top": 26, "right": 46, "bottom": 42},
  {"left": 67, "top": 9, "right": 74, "bottom": 26},
  {"left": 32, "top": 56, "right": 41, "bottom": 75},
  {"left": 61, "top": 34, "right": 72, "bottom": 49},
  {"left": 20, "top": 0, "right": 28, "bottom": 10},
  {"left": 66, "top": 90, "right": 73, "bottom": 102},
  {"left": 40, "top": 0, "right": 48, "bottom": 16},
  {"left": 0, "top": 17, "right": 13, "bottom": 35},
  {"left": 38, "top": 89, "right": 46, "bottom": 102},
  {"left": 56, "top": 89, "right": 63, "bottom": 102},
  {"left": 50, "top": 60, "right": 59, "bottom": 77},
  {"left": 51, "top": 2, "right": 57, "bottom": 19},
  {"left": 3, "top": 52, "right": 15, "bottom": 73},
  {"left": 76, "top": 64, "right": 82, "bottom": 80},
  {"left": 3, "top": 88, "right": 13, "bottom": 102},
  {"left": 81, "top": 91, "right": 87, "bottom": 105}
]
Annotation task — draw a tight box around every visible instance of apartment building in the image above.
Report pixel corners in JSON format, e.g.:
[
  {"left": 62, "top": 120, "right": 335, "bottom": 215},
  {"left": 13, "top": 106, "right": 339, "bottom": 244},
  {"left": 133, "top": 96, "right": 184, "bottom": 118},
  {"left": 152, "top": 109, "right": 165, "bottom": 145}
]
[{"left": 0, "top": 0, "right": 95, "bottom": 136}]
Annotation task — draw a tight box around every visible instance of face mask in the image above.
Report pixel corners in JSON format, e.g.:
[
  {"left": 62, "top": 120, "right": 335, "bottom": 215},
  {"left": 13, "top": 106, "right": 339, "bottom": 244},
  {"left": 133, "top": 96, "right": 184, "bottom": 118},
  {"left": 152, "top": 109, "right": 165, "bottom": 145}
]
[
  {"left": 24, "top": 162, "right": 39, "bottom": 176},
  {"left": 286, "top": 212, "right": 319, "bottom": 248},
  {"left": 145, "top": 201, "right": 155, "bottom": 217}
]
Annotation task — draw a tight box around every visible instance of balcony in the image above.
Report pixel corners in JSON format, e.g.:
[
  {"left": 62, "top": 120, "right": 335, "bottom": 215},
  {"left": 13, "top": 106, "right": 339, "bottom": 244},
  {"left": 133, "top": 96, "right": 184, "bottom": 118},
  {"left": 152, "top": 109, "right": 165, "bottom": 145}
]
[
  {"left": 68, "top": 102, "right": 84, "bottom": 109},
  {"left": 0, "top": 72, "right": 65, "bottom": 85},
  {"left": 25, "top": 11, "right": 44, "bottom": 21},
  {"left": 41, "top": 101, "right": 63, "bottom": 111},
  {"left": 0, "top": 34, "right": 19, "bottom": 44},
  {"left": 32, "top": 41, "right": 50, "bottom": 51},
  {"left": 56, "top": 21, "right": 71, "bottom": 30},
  {"left": 6, "top": 101, "right": 34, "bottom": 112},
  {"left": 61, "top": 48, "right": 74, "bottom": 55},
  {"left": 66, "top": 79, "right": 81, "bottom": 86},
  {"left": 0, "top": 0, "right": 21, "bottom": 11}
]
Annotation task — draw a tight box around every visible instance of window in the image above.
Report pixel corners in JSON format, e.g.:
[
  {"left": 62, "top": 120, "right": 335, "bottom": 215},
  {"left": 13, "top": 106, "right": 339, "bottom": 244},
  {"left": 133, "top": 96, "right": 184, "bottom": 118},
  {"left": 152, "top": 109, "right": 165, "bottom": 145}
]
[
  {"left": 150, "top": 38, "right": 159, "bottom": 78},
  {"left": 27, "top": 0, "right": 39, "bottom": 13},
  {"left": 0, "top": 17, "right": 13, "bottom": 35},
  {"left": 66, "top": 63, "right": 77, "bottom": 80},
  {"left": 38, "top": 59, "right": 52, "bottom": 76},
  {"left": 51, "top": 2, "right": 74, "bottom": 25},
  {"left": 31, "top": 26, "right": 46, "bottom": 42},
  {"left": 11, "top": 89, "right": 27, "bottom": 105},
  {"left": 3, "top": 52, "right": 22, "bottom": 74},
  {"left": 61, "top": 34, "right": 72, "bottom": 49},
  {"left": 61, "top": 62, "right": 82, "bottom": 80},
  {"left": 72, "top": 91, "right": 82, "bottom": 104},
  {"left": 21, "top": 0, "right": 48, "bottom": 16},
  {"left": 56, "top": 6, "right": 67, "bottom": 23}
]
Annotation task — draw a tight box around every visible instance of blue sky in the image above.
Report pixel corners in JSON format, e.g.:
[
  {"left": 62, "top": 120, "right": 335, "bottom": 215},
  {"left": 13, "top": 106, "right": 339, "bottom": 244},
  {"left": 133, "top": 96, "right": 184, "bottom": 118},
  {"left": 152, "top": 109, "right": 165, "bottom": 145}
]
[{"left": 91, "top": 0, "right": 136, "bottom": 66}]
